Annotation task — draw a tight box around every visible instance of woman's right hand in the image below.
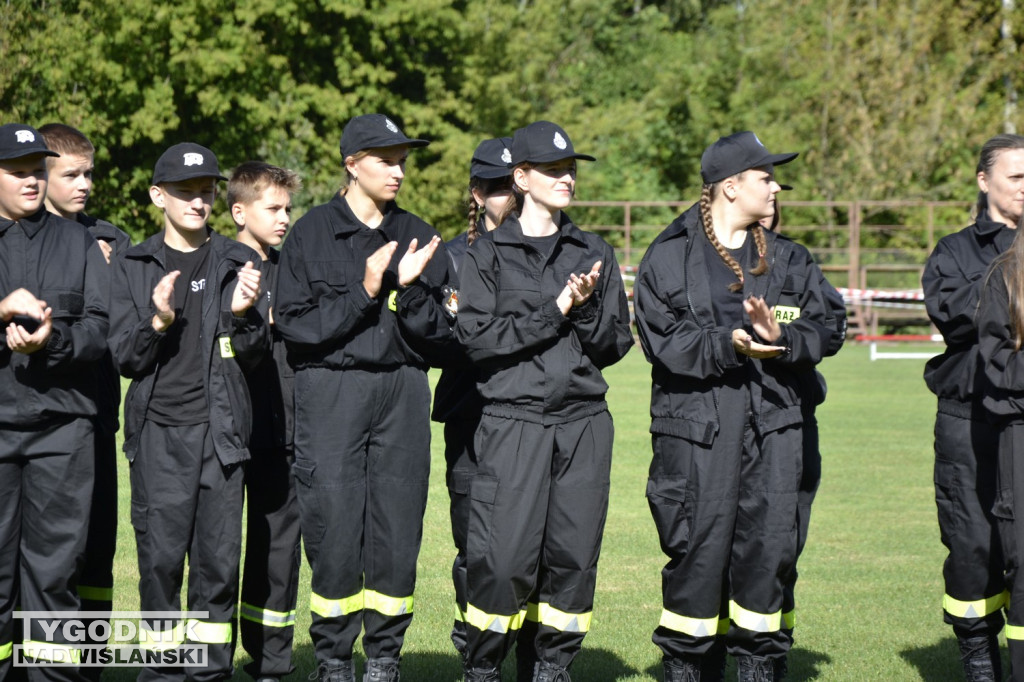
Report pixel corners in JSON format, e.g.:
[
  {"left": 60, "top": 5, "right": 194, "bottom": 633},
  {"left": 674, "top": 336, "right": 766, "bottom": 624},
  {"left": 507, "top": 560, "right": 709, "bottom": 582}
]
[
  {"left": 363, "top": 241, "right": 398, "bottom": 299},
  {"left": 732, "top": 328, "right": 786, "bottom": 359}
]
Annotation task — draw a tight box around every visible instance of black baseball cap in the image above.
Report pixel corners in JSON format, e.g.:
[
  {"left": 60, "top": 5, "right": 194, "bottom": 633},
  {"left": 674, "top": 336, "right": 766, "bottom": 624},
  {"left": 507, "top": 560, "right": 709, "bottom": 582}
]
[
  {"left": 152, "top": 142, "right": 227, "bottom": 185},
  {"left": 700, "top": 131, "right": 797, "bottom": 184},
  {"left": 0, "top": 123, "right": 59, "bottom": 161},
  {"left": 510, "top": 121, "right": 595, "bottom": 165},
  {"left": 340, "top": 114, "right": 429, "bottom": 159},
  {"left": 470, "top": 137, "right": 513, "bottom": 180}
]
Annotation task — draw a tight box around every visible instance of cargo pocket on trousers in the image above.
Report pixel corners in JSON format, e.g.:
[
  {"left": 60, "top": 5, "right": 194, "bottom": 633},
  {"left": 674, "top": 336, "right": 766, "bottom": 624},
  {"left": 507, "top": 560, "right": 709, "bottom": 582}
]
[
  {"left": 466, "top": 475, "right": 499, "bottom": 566},
  {"left": 130, "top": 500, "right": 147, "bottom": 534},
  {"left": 292, "top": 458, "right": 326, "bottom": 546},
  {"left": 647, "top": 476, "right": 691, "bottom": 556}
]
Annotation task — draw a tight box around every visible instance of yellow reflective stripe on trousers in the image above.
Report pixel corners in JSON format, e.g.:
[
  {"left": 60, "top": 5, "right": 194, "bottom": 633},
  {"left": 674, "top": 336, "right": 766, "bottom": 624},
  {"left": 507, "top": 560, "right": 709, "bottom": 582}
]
[
  {"left": 782, "top": 609, "right": 795, "bottom": 630},
  {"left": 462, "top": 603, "right": 527, "bottom": 634},
  {"left": 139, "top": 622, "right": 185, "bottom": 651},
  {"left": 239, "top": 601, "right": 297, "bottom": 627},
  {"left": 0, "top": 641, "right": 10, "bottom": 660},
  {"left": 659, "top": 609, "right": 720, "bottom": 638},
  {"left": 311, "top": 590, "right": 365, "bottom": 618},
  {"left": 524, "top": 602, "right": 592, "bottom": 633},
  {"left": 729, "top": 600, "right": 782, "bottom": 633},
  {"left": 364, "top": 589, "right": 413, "bottom": 617},
  {"left": 1007, "top": 624, "right": 1024, "bottom": 641},
  {"left": 77, "top": 584, "right": 114, "bottom": 602},
  {"left": 22, "top": 641, "right": 82, "bottom": 664},
  {"left": 943, "top": 591, "right": 1009, "bottom": 619},
  {"left": 186, "top": 619, "right": 233, "bottom": 644}
]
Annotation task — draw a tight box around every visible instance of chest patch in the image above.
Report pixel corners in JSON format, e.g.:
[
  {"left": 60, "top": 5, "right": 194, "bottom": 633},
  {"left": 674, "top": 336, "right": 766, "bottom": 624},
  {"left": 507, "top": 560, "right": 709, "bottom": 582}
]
[
  {"left": 219, "top": 337, "right": 235, "bottom": 358},
  {"left": 774, "top": 306, "right": 801, "bottom": 324}
]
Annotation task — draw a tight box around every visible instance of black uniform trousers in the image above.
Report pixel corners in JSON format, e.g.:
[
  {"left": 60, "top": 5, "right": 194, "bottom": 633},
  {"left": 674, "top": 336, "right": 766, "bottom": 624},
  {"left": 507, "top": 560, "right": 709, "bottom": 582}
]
[
  {"left": 934, "top": 402, "right": 1006, "bottom": 638},
  {"left": 240, "top": 446, "right": 301, "bottom": 679},
  {"left": 648, "top": 383, "right": 801, "bottom": 662},
  {"left": 292, "top": 365, "right": 431, "bottom": 663},
  {"left": 79, "top": 421, "right": 118, "bottom": 680},
  {"left": 0, "top": 418, "right": 93, "bottom": 682},
  {"left": 444, "top": 418, "right": 481, "bottom": 658},
  {"left": 780, "top": 411, "right": 821, "bottom": 649},
  {"left": 130, "top": 422, "right": 244, "bottom": 682},
  {"left": 464, "top": 409, "right": 614, "bottom": 671},
  {"left": 996, "top": 422, "right": 1024, "bottom": 675}
]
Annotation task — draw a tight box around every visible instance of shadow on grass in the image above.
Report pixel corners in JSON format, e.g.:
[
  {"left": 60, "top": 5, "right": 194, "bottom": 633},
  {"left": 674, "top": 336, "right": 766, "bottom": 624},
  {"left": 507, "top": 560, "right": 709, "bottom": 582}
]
[
  {"left": 641, "top": 647, "right": 831, "bottom": 681},
  {"left": 900, "top": 637, "right": 1009, "bottom": 682}
]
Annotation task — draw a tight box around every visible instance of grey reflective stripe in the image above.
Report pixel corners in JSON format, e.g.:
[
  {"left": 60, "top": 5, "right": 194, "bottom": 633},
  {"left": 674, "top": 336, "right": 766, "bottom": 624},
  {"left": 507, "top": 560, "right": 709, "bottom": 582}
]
[{"left": 239, "top": 602, "right": 297, "bottom": 627}]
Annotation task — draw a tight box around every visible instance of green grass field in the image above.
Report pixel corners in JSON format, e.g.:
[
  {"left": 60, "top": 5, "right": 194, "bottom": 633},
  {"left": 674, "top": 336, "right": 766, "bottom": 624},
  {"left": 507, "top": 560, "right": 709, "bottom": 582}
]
[{"left": 100, "top": 342, "right": 981, "bottom": 680}]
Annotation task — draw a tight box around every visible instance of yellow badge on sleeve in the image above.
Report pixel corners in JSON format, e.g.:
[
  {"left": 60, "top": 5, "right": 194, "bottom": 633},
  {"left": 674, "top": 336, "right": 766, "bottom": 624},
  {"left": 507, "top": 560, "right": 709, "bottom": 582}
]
[
  {"left": 774, "top": 306, "right": 801, "bottom": 324},
  {"left": 219, "top": 337, "right": 235, "bottom": 358},
  {"left": 388, "top": 289, "right": 398, "bottom": 312}
]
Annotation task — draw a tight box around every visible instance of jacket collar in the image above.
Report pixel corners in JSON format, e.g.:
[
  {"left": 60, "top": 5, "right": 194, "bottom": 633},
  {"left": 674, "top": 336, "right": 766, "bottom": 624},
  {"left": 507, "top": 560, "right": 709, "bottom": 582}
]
[
  {"left": 125, "top": 229, "right": 254, "bottom": 269},
  {"left": 0, "top": 206, "right": 51, "bottom": 238},
  {"left": 327, "top": 192, "right": 401, "bottom": 237},
  {"left": 491, "top": 211, "right": 588, "bottom": 247},
  {"left": 975, "top": 209, "right": 1015, "bottom": 239}
]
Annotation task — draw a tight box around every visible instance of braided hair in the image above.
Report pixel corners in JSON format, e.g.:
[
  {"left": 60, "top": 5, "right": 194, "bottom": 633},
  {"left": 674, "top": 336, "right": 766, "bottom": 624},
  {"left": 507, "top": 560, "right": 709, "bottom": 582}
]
[{"left": 700, "top": 178, "right": 769, "bottom": 293}]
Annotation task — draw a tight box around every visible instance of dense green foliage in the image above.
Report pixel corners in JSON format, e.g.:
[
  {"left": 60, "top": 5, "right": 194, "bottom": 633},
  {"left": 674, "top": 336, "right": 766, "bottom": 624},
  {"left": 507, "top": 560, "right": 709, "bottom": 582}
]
[{"left": 2, "top": 0, "right": 1021, "bottom": 241}]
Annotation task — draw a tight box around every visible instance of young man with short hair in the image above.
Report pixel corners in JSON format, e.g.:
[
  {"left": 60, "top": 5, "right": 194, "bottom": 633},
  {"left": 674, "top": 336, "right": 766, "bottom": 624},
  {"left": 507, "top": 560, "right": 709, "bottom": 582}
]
[
  {"left": 0, "top": 122, "right": 110, "bottom": 680},
  {"left": 109, "top": 142, "right": 267, "bottom": 682},
  {"left": 227, "top": 161, "right": 303, "bottom": 682},
  {"left": 39, "top": 123, "right": 130, "bottom": 681}
]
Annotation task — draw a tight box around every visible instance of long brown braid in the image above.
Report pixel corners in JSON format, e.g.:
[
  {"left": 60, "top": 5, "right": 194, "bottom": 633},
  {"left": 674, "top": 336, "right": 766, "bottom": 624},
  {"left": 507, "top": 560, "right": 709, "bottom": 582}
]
[
  {"left": 700, "top": 181, "right": 769, "bottom": 292},
  {"left": 466, "top": 188, "right": 481, "bottom": 245}
]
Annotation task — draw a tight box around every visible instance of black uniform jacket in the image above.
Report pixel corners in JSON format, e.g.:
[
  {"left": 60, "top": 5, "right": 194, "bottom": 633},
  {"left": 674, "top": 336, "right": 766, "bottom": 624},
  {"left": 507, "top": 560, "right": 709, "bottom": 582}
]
[
  {"left": 273, "top": 193, "right": 455, "bottom": 370},
  {"left": 80, "top": 212, "right": 132, "bottom": 434},
  {"left": 247, "top": 248, "right": 294, "bottom": 451},
  {"left": 924, "top": 213, "right": 1015, "bottom": 404},
  {"left": 432, "top": 225, "right": 482, "bottom": 423},
  {"left": 0, "top": 208, "right": 110, "bottom": 428},
  {"left": 109, "top": 230, "right": 268, "bottom": 465},
  {"left": 454, "top": 214, "right": 634, "bottom": 424},
  {"left": 977, "top": 259, "right": 1024, "bottom": 423},
  {"left": 634, "top": 204, "right": 835, "bottom": 443}
]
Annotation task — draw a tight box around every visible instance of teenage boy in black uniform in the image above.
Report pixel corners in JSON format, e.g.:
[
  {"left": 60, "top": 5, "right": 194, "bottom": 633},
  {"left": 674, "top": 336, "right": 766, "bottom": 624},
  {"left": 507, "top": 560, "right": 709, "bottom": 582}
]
[
  {"left": 227, "top": 161, "right": 303, "bottom": 682},
  {"left": 109, "top": 143, "right": 267, "bottom": 682},
  {"left": 274, "top": 114, "right": 454, "bottom": 682},
  {"left": 0, "top": 123, "right": 110, "bottom": 680},
  {"left": 39, "top": 123, "right": 131, "bottom": 680}
]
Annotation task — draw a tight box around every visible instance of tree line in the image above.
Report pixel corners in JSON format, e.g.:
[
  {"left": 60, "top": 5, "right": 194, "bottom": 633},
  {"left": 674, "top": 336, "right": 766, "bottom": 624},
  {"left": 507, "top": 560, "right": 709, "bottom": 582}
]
[{"left": 2, "top": 0, "right": 1019, "bottom": 243}]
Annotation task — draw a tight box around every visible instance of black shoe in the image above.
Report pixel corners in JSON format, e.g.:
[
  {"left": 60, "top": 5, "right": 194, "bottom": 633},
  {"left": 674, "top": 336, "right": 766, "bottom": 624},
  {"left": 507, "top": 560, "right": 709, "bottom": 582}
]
[
  {"left": 531, "top": 661, "right": 571, "bottom": 682},
  {"left": 311, "top": 659, "right": 355, "bottom": 682},
  {"left": 464, "top": 667, "right": 501, "bottom": 682},
  {"left": 663, "top": 657, "right": 700, "bottom": 682},
  {"left": 958, "top": 635, "right": 1001, "bottom": 682},
  {"left": 736, "top": 656, "right": 774, "bottom": 682},
  {"left": 363, "top": 657, "right": 400, "bottom": 682}
]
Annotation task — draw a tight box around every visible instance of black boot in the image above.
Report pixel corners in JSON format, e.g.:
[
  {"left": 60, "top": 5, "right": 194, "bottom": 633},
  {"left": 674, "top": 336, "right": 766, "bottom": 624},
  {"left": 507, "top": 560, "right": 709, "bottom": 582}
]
[
  {"left": 736, "top": 656, "right": 774, "bottom": 682},
  {"left": 464, "top": 667, "right": 502, "bottom": 682},
  {"left": 312, "top": 659, "right": 356, "bottom": 682},
  {"left": 532, "top": 661, "right": 572, "bottom": 682},
  {"left": 958, "top": 635, "right": 1001, "bottom": 682},
  {"left": 663, "top": 657, "right": 701, "bottom": 682},
  {"left": 363, "top": 657, "right": 400, "bottom": 682},
  {"left": 772, "top": 655, "right": 788, "bottom": 681}
]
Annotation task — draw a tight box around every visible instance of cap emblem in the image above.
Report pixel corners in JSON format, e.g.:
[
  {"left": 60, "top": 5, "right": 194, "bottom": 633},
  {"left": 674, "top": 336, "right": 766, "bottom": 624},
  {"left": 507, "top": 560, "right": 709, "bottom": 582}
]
[
  {"left": 553, "top": 132, "right": 567, "bottom": 150},
  {"left": 385, "top": 118, "right": 399, "bottom": 133},
  {"left": 501, "top": 148, "right": 512, "bottom": 164},
  {"left": 14, "top": 130, "right": 34, "bottom": 143},
  {"left": 183, "top": 153, "right": 204, "bottom": 167}
]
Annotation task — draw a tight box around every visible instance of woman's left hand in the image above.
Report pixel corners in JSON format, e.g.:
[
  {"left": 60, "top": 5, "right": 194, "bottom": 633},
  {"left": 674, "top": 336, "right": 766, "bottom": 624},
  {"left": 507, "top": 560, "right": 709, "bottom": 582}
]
[
  {"left": 743, "top": 295, "right": 782, "bottom": 343},
  {"left": 568, "top": 260, "right": 602, "bottom": 307}
]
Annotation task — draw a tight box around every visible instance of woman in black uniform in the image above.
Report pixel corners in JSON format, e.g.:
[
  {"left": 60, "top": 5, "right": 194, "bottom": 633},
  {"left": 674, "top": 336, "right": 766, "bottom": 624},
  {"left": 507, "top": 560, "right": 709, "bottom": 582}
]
[
  {"left": 455, "top": 121, "right": 633, "bottom": 682},
  {"left": 634, "top": 131, "right": 834, "bottom": 682},
  {"left": 432, "top": 137, "right": 513, "bottom": 661},
  {"left": 273, "top": 114, "right": 453, "bottom": 682},
  {"left": 925, "top": 134, "right": 1024, "bottom": 682}
]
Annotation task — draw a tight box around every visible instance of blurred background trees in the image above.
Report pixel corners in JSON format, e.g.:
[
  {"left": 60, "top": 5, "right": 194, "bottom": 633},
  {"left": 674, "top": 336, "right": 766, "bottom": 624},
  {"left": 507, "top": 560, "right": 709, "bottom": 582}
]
[{"left": 1, "top": 0, "right": 1019, "bottom": 241}]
